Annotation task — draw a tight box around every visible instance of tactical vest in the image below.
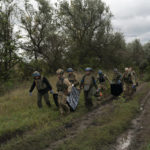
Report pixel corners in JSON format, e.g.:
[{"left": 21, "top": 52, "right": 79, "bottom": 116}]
[
  {"left": 82, "top": 75, "right": 95, "bottom": 92},
  {"left": 124, "top": 73, "right": 133, "bottom": 84},
  {"left": 83, "top": 75, "right": 94, "bottom": 86},
  {"left": 68, "top": 74, "right": 76, "bottom": 83},
  {"left": 56, "top": 78, "right": 68, "bottom": 92},
  {"left": 112, "top": 73, "right": 121, "bottom": 83},
  {"left": 98, "top": 74, "right": 105, "bottom": 83},
  {"left": 35, "top": 78, "right": 47, "bottom": 91}
]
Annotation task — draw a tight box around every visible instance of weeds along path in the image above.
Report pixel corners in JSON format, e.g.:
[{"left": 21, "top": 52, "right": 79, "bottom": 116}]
[
  {"left": 128, "top": 88, "right": 150, "bottom": 150},
  {"left": 115, "top": 83, "right": 150, "bottom": 150},
  {"left": 46, "top": 95, "right": 114, "bottom": 150},
  {"left": 1, "top": 83, "right": 148, "bottom": 150},
  {"left": 46, "top": 83, "right": 149, "bottom": 150}
]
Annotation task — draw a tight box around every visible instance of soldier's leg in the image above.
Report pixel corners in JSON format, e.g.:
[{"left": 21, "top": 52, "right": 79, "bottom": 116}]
[
  {"left": 87, "top": 98, "right": 93, "bottom": 107},
  {"left": 100, "top": 83, "right": 107, "bottom": 97},
  {"left": 37, "top": 93, "right": 42, "bottom": 108},
  {"left": 62, "top": 94, "right": 70, "bottom": 113},
  {"left": 43, "top": 92, "right": 51, "bottom": 107},
  {"left": 87, "top": 97, "right": 93, "bottom": 106},
  {"left": 101, "top": 83, "right": 106, "bottom": 91},
  {"left": 96, "top": 84, "right": 101, "bottom": 101},
  {"left": 58, "top": 93, "right": 64, "bottom": 115},
  {"left": 87, "top": 89, "right": 93, "bottom": 108},
  {"left": 123, "top": 83, "right": 127, "bottom": 96},
  {"left": 129, "top": 85, "right": 134, "bottom": 96},
  {"left": 125, "top": 85, "right": 132, "bottom": 101},
  {"left": 126, "top": 84, "right": 131, "bottom": 96},
  {"left": 84, "top": 91, "right": 89, "bottom": 108}
]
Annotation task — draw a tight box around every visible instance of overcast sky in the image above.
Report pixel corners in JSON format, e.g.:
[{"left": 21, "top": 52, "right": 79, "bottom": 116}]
[
  {"left": 104, "top": 0, "right": 150, "bottom": 43},
  {"left": 17, "top": 0, "right": 150, "bottom": 44}
]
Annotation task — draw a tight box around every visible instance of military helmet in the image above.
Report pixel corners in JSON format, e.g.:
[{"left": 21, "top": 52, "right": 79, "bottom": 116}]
[
  {"left": 85, "top": 67, "right": 92, "bottom": 72},
  {"left": 56, "top": 68, "right": 64, "bottom": 75},
  {"left": 98, "top": 70, "right": 102, "bottom": 74},
  {"left": 67, "top": 68, "right": 74, "bottom": 72},
  {"left": 32, "top": 71, "right": 41, "bottom": 77},
  {"left": 125, "top": 67, "right": 129, "bottom": 71},
  {"left": 114, "top": 68, "right": 118, "bottom": 73}
]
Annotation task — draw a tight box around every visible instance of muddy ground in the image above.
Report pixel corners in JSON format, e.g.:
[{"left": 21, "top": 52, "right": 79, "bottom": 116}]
[
  {"left": 46, "top": 96, "right": 114, "bottom": 150},
  {"left": 45, "top": 83, "right": 150, "bottom": 150},
  {"left": 115, "top": 83, "right": 150, "bottom": 150}
]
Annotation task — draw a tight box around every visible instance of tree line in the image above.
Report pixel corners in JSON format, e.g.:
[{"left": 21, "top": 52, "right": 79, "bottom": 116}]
[{"left": 0, "top": 0, "right": 150, "bottom": 82}]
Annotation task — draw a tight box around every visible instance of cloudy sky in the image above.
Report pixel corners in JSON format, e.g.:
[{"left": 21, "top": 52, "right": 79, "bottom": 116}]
[
  {"left": 104, "top": 0, "right": 150, "bottom": 43},
  {"left": 17, "top": 0, "right": 150, "bottom": 44}
]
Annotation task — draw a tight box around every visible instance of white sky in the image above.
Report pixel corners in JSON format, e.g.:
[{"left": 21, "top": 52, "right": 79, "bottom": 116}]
[
  {"left": 104, "top": 0, "right": 150, "bottom": 43},
  {"left": 16, "top": 0, "right": 150, "bottom": 44}
]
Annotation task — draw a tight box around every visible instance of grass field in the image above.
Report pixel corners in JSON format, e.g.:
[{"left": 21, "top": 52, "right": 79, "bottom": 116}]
[
  {"left": 0, "top": 74, "right": 148, "bottom": 150},
  {"left": 0, "top": 75, "right": 87, "bottom": 150}
]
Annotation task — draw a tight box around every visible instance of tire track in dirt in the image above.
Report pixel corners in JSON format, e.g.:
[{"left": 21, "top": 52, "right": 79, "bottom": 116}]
[
  {"left": 46, "top": 96, "right": 114, "bottom": 150},
  {"left": 115, "top": 83, "right": 150, "bottom": 150},
  {"left": 128, "top": 91, "right": 150, "bottom": 150},
  {"left": 46, "top": 83, "right": 148, "bottom": 150}
]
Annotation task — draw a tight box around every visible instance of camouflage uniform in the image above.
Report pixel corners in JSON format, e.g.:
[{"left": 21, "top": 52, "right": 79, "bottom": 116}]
[
  {"left": 122, "top": 72, "right": 136, "bottom": 96},
  {"left": 29, "top": 77, "right": 52, "bottom": 108},
  {"left": 97, "top": 74, "right": 109, "bottom": 91},
  {"left": 131, "top": 70, "right": 137, "bottom": 86},
  {"left": 96, "top": 73, "right": 109, "bottom": 100},
  {"left": 129, "top": 68, "right": 137, "bottom": 86},
  {"left": 67, "top": 73, "right": 79, "bottom": 87},
  {"left": 80, "top": 74, "right": 97, "bottom": 109},
  {"left": 56, "top": 77, "right": 72, "bottom": 115},
  {"left": 112, "top": 71, "right": 122, "bottom": 84}
]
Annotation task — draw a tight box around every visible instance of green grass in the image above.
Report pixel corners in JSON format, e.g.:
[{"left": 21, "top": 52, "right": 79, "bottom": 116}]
[
  {"left": 0, "top": 75, "right": 149, "bottom": 150},
  {"left": 55, "top": 101, "right": 138, "bottom": 150},
  {"left": 0, "top": 83, "right": 88, "bottom": 150},
  {"left": 55, "top": 87, "right": 150, "bottom": 150}
]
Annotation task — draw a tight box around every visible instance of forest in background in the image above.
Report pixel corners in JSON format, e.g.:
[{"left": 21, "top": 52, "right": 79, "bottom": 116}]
[
  {"left": 0, "top": 0, "right": 150, "bottom": 86},
  {"left": 1, "top": 1, "right": 150, "bottom": 150}
]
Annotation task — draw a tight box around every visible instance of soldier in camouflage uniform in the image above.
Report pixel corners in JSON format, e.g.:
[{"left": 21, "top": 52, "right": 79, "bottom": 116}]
[
  {"left": 29, "top": 71, "right": 53, "bottom": 108},
  {"left": 129, "top": 67, "right": 137, "bottom": 92},
  {"left": 97, "top": 70, "right": 109, "bottom": 91},
  {"left": 67, "top": 68, "right": 79, "bottom": 87},
  {"left": 122, "top": 68, "right": 136, "bottom": 97},
  {"left": 129, "top": 67, "right": 138, "bottom": 87},
  {"left": 96, "top": 70, "right": 109, "bottom": 100},
  {"left": 56, "top": 69, "right": 72, "bottom": 115},
  {"left": 112, "top": 68, "right": 122, "bottom": 84},
  {"left": 80, "top": 68, "right": 98, "bottom": 109}
]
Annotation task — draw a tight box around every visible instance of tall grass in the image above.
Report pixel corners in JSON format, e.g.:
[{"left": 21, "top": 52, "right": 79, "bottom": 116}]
[
  {"left": 0, "top": 74, "right": 88, "bottom": 150},
  {"left": 0, "top": 72, "right": 142, "bottom": 150},
  {"left": 55, "top": 92, "right": 148, "bottom": 150}
]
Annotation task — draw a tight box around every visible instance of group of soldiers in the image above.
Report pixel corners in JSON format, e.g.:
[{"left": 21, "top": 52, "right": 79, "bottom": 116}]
[{"left": 29, "top": 67, "right": 137, "bottom": 115}]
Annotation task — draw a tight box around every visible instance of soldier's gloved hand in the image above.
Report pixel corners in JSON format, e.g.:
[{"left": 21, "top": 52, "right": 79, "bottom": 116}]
[
  {"left": 50, "top": 90, "right": 54, "bottom": 94},
  {"left": 29, "top": 92, "right": 32, "bottom": 96},
  {"left": 117, "top": 80, "right": 121, "bottom": 84},
  {"left": 96, "top": 89, "right": 100, "bottom": 93},
  {"left": 132, "top": 85, "right": 136, "bottom": 89}
]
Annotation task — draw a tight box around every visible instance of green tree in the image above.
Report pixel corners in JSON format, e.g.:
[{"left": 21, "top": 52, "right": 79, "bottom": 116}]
[
  {"left": 21, "top": 0, "right": 65, "bottom": 72},
  {"left": 103, "top": 32, "right": 128, "bottom": 68},
  {"left": 57, "top": 0, "right": 112, "bottom": 68},
  {"left": 127, "top": 39, "right": 145, "bottom": 66},
  {"left": 0, "top": 0, "right": 20, "bottom": 80}
]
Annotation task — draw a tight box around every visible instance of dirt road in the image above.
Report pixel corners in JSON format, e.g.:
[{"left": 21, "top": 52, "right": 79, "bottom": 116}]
[
  {"left": 115, "top": 83, "right": 150, "bottom": 150},
  {"left": 46, "top": 96, "right": 114, "bottom": 150},
  {"left": 46, "top": 83, "right": 150, "bottom": 150}
]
